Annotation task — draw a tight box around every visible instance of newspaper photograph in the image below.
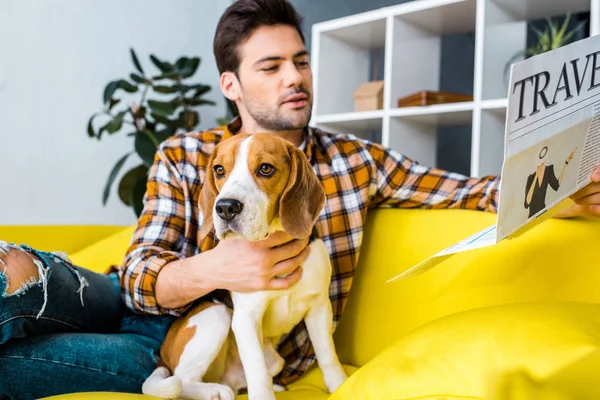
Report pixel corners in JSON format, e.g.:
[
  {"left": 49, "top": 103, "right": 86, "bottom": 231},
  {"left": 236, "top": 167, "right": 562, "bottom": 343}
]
[{"left": 389, "top": 33, "right": 600, "bottom": 282}]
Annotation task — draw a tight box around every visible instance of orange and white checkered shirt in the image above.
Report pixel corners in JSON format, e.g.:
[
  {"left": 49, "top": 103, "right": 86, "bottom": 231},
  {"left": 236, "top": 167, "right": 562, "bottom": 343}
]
[{"left": 119, "top": 117, "right": 500, "bottom": 384}]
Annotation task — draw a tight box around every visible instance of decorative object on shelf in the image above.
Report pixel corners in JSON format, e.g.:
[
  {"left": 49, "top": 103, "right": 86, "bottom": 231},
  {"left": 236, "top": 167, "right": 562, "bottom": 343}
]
[
  {"left": 504, "top": 12, "right": 588, "bottom": 81},
  {"left": 354, "top": 80, "right": 384, "bottom": 112},
  {"left": 397, "top": 90, "right": 473, "bottom": 108},
  {"left": 87, "top": 48, "right": 216, "bottom": 217}
]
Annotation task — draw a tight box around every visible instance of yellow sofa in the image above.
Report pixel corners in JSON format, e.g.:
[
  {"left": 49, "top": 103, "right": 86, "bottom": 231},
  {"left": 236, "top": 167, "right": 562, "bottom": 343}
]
[{"left": 2, "top": 208, "right": 600, "bottom": 399}]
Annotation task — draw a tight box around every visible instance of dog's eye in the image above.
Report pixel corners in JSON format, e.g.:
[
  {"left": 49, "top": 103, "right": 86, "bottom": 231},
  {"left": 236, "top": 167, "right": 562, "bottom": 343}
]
[
  {"left": 213, "top": 165, "right": 225, "bottom": 178},
  {"left": 257, "top": 163, "right": 275, "bottom": 177}
]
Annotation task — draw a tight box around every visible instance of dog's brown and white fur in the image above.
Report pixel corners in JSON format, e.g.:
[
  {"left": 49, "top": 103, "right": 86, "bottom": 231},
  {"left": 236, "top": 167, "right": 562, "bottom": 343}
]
[{"left": 142, "top": 133, "right": 347, "bottom": 400}]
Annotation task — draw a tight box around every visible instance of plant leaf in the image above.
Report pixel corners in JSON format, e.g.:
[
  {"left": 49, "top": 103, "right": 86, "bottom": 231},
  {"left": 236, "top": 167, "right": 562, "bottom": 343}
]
[
  {"left": 108, "top": 98, "right": 121, "bottom": 111},
  {"left": 148, "top": 99, "right": 178, "bottom": 116},
  {"left": 131, "top": 178, "right": 147, "bottom": 217},
  {"left": 87, "top": 112, "right": 102, "bottom": 138},
  {"left": 118, "top": 164, "right": 148, "bottom": 206},
  {"left": 150, "top": 112, "right": 179, "bottom": 128},
  {"left": 562, "top": 20, "right": 588, "bottom": 45},
  {"left": 104, "top": 80, "right": 138, "bottom": 104},
  {"left": 130, "top": 73, "right": 146, "bottom": 84},
  {"left": 182, "top": 97, "right": 216, "bottom": 107},
  {"left": 175, "top": 56, "right": 191, "bottom": 71},
  {"left": 118, "top": 79, "right": 138, "bottom": 93},
  {"left": 135, "top": 129, "right": 174, "bottom": 166},
  {"left": 152, "top": 71, "right": 183, "bottom": 81},
  {"left": 150, "top": 54, "right": 173, "bottom": 73},
  {"left": 130, "top": 48, "right": 145, "bottom": 75},
  {"left": 103, "top": 152, "right": 132, "bottom": 205},
  {"left": 107, "top": 110, "right": 127, "bottom": 134},
  {"left": 182, "top": 57, "right": 200, "bottom": 78},
  {"left": 103, "top": 81, "right": 119, "bottom": 104},
  {"left": 179, "top": 110, "right": 199, "bottom": 131},
  {"left": 153, "top": 85, "right": 178, "bottom": 94},
  {"left": 192, "top": 85, "right": 212, "bottom": 98}
]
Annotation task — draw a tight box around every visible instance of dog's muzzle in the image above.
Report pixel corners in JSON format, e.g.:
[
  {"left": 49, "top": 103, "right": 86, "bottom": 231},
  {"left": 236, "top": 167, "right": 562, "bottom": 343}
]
[{"left": 215, "top": 198, "right": 243, "bottom": 222}]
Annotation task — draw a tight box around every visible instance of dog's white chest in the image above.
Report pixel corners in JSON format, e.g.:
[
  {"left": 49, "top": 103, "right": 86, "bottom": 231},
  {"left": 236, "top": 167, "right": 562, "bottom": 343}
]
[{"left": 232, "top": 239, "right": 332, "bottom": 339}]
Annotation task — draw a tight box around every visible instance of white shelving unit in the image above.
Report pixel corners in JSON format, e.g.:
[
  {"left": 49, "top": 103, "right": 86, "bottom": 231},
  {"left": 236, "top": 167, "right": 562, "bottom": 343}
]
[{"left": 310, "top": 0, "right": 599, "bottom": 177}]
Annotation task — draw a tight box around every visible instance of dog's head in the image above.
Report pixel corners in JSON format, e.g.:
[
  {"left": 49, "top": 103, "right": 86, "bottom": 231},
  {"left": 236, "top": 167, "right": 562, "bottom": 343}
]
[{"left": 198, "top": 133, "right": 326, "bottom": 242}]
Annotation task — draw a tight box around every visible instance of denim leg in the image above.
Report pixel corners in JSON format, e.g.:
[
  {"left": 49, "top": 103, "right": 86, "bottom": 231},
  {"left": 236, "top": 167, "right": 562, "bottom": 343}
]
[
  {"left": 0, "top": 243, "right": 123, "bottom": 343},
  {"left": 0, "top": 243, "right": 177, "bottom": 399},
  {"left": 0, "top": 331, "right": 161, "bottom": 400}
]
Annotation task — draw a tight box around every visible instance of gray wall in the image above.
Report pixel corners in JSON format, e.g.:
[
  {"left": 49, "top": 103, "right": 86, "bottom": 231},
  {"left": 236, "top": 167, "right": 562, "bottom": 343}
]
[
  {"left": 291, "top": 0, "right": 475, "bottom": 175},
  {"left": 0, "top": 0, "right": 232, "bottom": 225}
]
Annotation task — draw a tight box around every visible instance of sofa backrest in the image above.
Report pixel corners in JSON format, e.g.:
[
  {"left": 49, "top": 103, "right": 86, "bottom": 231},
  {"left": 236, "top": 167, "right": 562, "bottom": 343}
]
[
  {"left": 0, "top": 225, "right": 128, "bottom": 255},
  {"left": 332, "top": 208, "right": 600, "bottom": 368}
]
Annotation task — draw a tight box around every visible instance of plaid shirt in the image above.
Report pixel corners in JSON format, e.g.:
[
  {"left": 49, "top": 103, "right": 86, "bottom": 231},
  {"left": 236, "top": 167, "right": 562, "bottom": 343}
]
[{"left": 119, "top": 117, "right": 500, "bottom": 384}]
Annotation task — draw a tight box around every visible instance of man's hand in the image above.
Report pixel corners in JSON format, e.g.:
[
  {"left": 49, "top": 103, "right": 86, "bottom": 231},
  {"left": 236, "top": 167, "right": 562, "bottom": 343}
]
[
  {"left": 554, "top": 165, "right": 600, "bottom": 219},
  {"left": 207, "top": 231, "right": 310, "bottom": 292},
  {"left": 155, "top": 232, "right": 310, "bottom": 310}
]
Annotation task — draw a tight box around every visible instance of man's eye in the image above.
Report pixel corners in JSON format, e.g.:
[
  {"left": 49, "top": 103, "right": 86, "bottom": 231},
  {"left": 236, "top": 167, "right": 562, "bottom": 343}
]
[
  {"left": 257, "top": 163, "right": 275, "bottom": 177},
  {"left": 263, "top": 66, "right": 278, "bottom": 72},
  {"left": 297, "top": 61, "right": 309, "bottom": 68},
  {"left": 213, "top": 165, "right": 225, "bottom": 178}
]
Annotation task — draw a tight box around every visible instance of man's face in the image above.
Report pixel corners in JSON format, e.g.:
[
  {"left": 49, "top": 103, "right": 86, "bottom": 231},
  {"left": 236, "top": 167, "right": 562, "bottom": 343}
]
[{"left": 232, "top": 24, "right": 313, "bottom": 131}]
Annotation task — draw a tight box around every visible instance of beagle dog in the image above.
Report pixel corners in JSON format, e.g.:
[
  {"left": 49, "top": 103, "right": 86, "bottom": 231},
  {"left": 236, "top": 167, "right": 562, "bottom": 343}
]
[{"left": 142, "top": 133, "right": 348, "bottom": 400}]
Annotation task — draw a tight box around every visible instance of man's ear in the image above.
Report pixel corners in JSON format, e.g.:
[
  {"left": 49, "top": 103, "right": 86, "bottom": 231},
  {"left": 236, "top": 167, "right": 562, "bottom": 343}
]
[
  {"left": 198, "top": 156, "right": 218, "bottom": 243},
  {"left": 220, "top": 71, "right": 241, "bottom": 103},
  {"left": 279, "top": 146, "right": 326, "bottom": 239}
]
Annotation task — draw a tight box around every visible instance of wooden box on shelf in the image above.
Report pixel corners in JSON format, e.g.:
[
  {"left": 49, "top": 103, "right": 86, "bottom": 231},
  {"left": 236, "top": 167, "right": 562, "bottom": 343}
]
[
  {"left": 353, "top": 80, "right": 384, "bottom": 111},
  {"left": 397, "top": 90, "right": 473, "bottom": 107}
]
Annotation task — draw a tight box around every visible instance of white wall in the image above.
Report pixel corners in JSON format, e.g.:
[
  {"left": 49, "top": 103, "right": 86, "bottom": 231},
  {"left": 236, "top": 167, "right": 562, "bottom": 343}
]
[{"left": 0, "top": 0, "right": 232, "bottom": 226}]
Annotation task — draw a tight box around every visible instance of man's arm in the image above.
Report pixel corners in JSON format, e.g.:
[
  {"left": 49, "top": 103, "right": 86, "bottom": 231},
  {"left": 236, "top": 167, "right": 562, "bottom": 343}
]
[
  {"left": 119, "top": 143, "right": 202, "bottom": 316},
  {"left": 367, "top": 142, "right": 500, "bottom": 212}
]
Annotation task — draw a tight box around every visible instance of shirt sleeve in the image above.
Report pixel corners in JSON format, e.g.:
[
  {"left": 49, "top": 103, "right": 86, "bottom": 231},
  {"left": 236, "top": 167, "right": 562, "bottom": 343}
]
[
  {"left": 118, "top": 143, "right": 193, "bottom": 316},
  {"left": 367, "top": 142, "right": 500, "bottom": 213},
  {"left": 524, "top": 172, "right": 535, "bottom": 209}
]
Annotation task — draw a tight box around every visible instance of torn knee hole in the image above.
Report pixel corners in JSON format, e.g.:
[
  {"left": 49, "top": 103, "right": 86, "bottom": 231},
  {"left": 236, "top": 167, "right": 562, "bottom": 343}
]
[{"left": 0, "top": 245, "right": 42, "bottom": 297}]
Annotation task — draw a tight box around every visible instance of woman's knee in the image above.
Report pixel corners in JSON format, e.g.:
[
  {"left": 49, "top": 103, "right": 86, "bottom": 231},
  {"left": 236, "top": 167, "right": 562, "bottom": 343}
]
[{"left": 0, "top": 242, "right": 46, "bottom": 298}]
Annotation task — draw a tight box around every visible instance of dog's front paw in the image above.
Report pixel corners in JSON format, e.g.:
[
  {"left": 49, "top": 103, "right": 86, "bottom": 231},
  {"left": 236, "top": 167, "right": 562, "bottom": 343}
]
[
  {"left": 323, "top": 367, "right": 348, "bottom": 394},
  {"left": 202, "top": 383, "right": 235, "bottom": 400}
]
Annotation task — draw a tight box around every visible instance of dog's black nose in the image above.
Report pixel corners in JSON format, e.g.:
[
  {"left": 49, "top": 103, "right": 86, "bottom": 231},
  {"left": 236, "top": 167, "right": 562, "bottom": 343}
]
[{"left": 215, "top": 199, "right": 243, "bottom": 222}]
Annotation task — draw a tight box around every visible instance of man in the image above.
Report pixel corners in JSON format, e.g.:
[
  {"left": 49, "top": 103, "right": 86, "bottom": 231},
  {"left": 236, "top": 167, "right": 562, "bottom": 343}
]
[{"left": 1, "top": 0, "right": 599, "bottom": 398}]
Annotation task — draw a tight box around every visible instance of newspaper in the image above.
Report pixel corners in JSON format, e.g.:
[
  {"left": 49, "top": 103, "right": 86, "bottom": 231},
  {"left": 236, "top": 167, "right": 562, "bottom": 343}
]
[{"left": 389, "top": 34, "right": 600, "bottom": 282}]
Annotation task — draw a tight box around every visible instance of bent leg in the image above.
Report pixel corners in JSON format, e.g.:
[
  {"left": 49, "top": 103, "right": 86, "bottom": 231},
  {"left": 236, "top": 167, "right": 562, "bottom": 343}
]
[
  {"left": 0, "top": 242, "right": 123, "bottom": 344},
  {"left": 0, "top": 331, "right": 162, "bottom": 399}
]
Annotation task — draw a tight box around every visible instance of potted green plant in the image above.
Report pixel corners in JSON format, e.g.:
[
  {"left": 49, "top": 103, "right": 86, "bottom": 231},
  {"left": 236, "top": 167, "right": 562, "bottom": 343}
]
[
  {"left": 504, "top": 13, "right": 587, "bottom": 80},
  {"left": 87, "top": 48, "right": 217, "bottom": 216}
]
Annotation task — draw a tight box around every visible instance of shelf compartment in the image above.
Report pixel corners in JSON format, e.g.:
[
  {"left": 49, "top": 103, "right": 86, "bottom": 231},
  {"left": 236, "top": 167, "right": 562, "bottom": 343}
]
[{"left": 489, "top": 0, "right": 590, "bottom": 22}]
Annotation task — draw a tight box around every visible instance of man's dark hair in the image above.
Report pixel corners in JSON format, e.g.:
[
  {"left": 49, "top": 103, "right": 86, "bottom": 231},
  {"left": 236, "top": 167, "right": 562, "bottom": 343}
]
[{"left": 213, "top": 0, "right": 305, "bottom": 76}]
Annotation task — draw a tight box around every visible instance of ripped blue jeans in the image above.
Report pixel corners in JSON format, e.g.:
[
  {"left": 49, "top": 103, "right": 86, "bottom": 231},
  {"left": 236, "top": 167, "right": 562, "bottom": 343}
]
[{"left": 0, "top": 242, "right": 176, "bottom": 400}]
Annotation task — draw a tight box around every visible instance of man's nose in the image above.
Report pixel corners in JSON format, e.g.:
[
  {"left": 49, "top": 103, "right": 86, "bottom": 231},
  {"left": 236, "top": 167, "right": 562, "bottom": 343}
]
[
  {"left": 282, "top": 63, "right": 303, "bottom": 88},
  {"left": 215, "top": 198, "right": 243, "bottom": 222}
]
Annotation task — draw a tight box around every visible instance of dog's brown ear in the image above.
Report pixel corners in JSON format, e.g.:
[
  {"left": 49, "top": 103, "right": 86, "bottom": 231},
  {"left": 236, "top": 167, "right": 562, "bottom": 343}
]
[
  {"left": 198, "top": 156, "right": 218, "bottom": 243},
  {"left": 279, "top": 146, "right": 326, "bottom": 238}
]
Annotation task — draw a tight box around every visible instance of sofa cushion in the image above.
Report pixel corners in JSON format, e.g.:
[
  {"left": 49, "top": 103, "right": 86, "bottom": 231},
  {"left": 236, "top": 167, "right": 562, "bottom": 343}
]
[
  {"left": 41, "top": 364, "right": 358, "bottom": 400},
  {"left": 330, "top": 301, "right": 600, "bottom": 400},
  {"left": 333, "top": 209, "right": 600, "bottom": 368}
]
